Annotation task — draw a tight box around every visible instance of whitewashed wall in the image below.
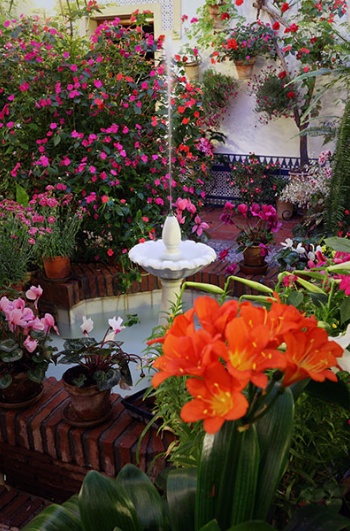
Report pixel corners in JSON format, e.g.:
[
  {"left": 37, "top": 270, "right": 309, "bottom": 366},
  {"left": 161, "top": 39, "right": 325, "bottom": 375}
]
[{"left": 179, "top": 0, "right": 344, "bottom": 160}]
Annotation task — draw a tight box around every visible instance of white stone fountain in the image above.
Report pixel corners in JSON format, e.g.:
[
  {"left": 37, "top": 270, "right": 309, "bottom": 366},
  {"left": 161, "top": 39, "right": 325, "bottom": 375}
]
[
  {"left": 128, "top": 214, "right": 216, "bottom": 324},
  {"left": 128, "top": 35, "right": 216, "bottom": 324}
]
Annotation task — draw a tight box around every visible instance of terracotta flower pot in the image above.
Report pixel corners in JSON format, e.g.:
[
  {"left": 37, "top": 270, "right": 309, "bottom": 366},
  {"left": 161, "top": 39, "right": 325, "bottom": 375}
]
[
  {"left": 276, "top": 199, "right": 294, "bottom": 221},
  {"left": 240, "top": 245, "right": 268, "bottom": 275},
  {"left": 184, "top": 62, "right": 200, "bottom": 82},
  {"left": 234, "top": 58, "right": 256, "bottom": 80},
  {"left": 62, "top": 366, "right": 112, "bottom": 427},
  {"left": 0, "top": 372, "right": 43, "bottom": 408},
  {"left": 43, "top": 256, "right": 71, "bottom": 280}
]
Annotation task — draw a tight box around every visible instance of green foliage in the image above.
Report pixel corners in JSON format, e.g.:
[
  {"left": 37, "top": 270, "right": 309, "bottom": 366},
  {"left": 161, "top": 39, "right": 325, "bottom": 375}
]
[
  {"left": 325, "top": 98, "right": 350, "bottom": 235},
  {"left": 201, "top": 68, "right": 237, "bottom": 132},
  {"left": 251, "top": 70, "right": 296, "bottom": 122}
]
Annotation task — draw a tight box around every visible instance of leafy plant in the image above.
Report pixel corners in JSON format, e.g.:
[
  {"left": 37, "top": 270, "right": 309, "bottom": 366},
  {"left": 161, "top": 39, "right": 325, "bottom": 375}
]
[
  {"left": 54, "top": 315, "right": 143, "bottom": 391},
  {"left": 201, "top": 68, "right": 237, "bottom": 132}
]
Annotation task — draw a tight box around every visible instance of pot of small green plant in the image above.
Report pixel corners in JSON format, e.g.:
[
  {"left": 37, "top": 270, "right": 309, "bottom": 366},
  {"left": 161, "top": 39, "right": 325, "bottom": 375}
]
[
  {"left": 55, "top": 315, "right": 144, "bottom": 427},
  {"left": 29, "top": 184, "right": 85, "bottom": 281}
]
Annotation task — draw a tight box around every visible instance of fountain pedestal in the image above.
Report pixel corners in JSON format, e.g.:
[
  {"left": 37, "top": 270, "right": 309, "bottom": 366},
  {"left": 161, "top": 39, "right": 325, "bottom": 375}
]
[{"left": 129, "top": 215, "right": 216, "bottom": 325}]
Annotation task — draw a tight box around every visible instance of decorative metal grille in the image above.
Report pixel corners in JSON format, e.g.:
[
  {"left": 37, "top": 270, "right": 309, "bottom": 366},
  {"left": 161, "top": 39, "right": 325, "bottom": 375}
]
[{"left": 204, "top": 153, "right": 312, "bottom": 206}]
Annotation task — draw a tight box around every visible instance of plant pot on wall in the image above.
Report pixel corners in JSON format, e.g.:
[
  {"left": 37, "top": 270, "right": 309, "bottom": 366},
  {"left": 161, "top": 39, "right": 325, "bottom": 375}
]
[
  {"left": 240, "top": 245, "right": 268, "bottom": 275},
  {"left": 43, "top": 255, "right": 71, "bottom": 280},
  {"left": 184, "top": 61, "right": 200, "bottom": 82},
  {"left": 0, "top": 372, "right": 44, "bottom": 409},
  {"left": 234, "top": 57, "right": 256, "bottom": 80},
  {"left": 62, "top": 366, "right": 113, "bottom": 428},
  {"left": 208, "top": 3, "right": 227, "bottom": 29}
]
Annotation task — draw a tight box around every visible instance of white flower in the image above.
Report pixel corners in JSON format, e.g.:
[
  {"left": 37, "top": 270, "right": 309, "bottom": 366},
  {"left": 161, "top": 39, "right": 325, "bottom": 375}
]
[
  {"left": 295, "top": 243, "right": 306, "bottom": 255},
  {"left": 80, "top": 316, "right": 94, "bottom": 335},
  {"left": 108, "top": 315, "right": 125, "bottom": 334},
  {"left": 332, "top": 324, "right": 350, "bottom": 372},
  {"left": 280, "top": 238, "right": 294, "bottom": 249}
]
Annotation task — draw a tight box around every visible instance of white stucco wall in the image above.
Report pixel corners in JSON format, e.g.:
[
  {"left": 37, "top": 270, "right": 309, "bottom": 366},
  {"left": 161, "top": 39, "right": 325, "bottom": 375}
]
[{"left": 179, "top": 1, "right": 345, "bottom": 160}]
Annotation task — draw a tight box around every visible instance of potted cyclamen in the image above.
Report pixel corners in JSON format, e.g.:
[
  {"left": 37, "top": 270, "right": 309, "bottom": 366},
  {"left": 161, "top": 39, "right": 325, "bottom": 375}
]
[
  {"left": 212, "top": 21, "right": 277, "bottom": 79},
  {"left": 55, "top": 315, "right": 144, "bottom": 427},
  {"left": 30, "top": 184, "right": 85, "bottom": 280},
  {"left": 0, "top": 285, "right": 58, "bottom": 407},
  {"left": 220, "top": 201, "right": 281, "bottom": 273}
]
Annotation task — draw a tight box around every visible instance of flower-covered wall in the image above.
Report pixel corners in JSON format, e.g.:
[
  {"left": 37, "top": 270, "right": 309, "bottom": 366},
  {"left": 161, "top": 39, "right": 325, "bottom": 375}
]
[{"left": 180, "top": 0, "right": 346, "bottom": 160}]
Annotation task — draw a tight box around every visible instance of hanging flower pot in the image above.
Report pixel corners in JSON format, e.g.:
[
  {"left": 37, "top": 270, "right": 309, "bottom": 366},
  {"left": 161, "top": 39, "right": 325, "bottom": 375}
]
[
  {"left": 43, "top": 255, "right": 71, "bottom": 280},
  {"left": 234, "top": 57, "right": 256, "bottom": 80}
]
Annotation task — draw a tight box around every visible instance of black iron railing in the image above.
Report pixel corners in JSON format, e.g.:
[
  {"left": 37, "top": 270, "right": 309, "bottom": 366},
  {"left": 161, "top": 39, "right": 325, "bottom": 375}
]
[{"left": 205, "top": 153, "right": 311, "bottom": 206}]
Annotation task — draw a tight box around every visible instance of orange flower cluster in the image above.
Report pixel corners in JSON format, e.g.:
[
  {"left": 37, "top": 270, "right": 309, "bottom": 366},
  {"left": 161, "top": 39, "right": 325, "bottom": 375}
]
[{"left": 151, "top": 296, "right": 343, "bottom": 434}]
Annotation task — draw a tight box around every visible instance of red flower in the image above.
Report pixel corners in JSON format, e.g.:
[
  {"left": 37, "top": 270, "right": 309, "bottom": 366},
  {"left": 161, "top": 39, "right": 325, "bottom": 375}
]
[
  {"left": 226, "top": 38, "right": 238, "bottom": 50},
  {"left": 235, "top": 0, "right": 244, "bottom": 5},
  {"left": 281, "top": 2, "right": 290, "bottom": 12},
  {"left": 278, "top": 70, "right": 287, "bottom": 79},
  {"left": 221, "top": 12, "right": 230, "bottom": 20},
  {"left": 287, "top": 91, "right": 295, "bottom": 99},
  {"left": 272, "top": 21, "right": 280, "bottom": 30}
]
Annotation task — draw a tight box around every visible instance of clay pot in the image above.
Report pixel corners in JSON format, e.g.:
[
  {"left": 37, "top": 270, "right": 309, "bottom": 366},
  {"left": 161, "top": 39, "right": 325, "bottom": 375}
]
[
  {"left": 184, "top": 62, "right": 200, "bottom": 82},
  {"left": 62, "top": 366, "right": 112, "bottom": 427},
  {"left": 43, "top": 256, "right": 71, "bottom": 280},
  {"left": 0, "top": 372, "right": 43, "bottom": 408},
  {"left": 243, "top": 246, "right": 266, "bottom": 267},
  {"left": 276, "top": 199, "right": 294, "bottom": 221},
  {"left": 234, "top": 58, "right": 256, "bottom": 80}
]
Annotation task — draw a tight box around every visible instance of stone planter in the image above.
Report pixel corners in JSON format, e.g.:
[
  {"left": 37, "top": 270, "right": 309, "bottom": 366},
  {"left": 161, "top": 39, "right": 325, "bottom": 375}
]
[{"left": 184, "top": 61, "right": 200, "bottom": 82}]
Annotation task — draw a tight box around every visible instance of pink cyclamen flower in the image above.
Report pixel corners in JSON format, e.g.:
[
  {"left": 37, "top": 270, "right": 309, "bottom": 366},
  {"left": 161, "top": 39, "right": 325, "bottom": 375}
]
[{"left": 80, "top": 316, "right": 94, "bottom": 335}]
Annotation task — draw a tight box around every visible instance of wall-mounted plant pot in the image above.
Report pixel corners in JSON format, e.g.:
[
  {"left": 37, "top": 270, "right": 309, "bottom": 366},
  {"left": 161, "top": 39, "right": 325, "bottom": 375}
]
[
  {"left": 234, "top": 57, "right": 256, "bottom": 80},
  {"left": 184, "top": 62, "right": 200, "bottom": 82}
]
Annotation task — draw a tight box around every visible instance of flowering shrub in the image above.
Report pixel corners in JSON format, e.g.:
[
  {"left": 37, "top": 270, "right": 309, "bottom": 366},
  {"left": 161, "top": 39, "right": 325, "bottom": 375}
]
[
  {"left": 220, "top": 201, "right": 281, "bottom": 254},
  {"left": 0, "top": 199, "right": 43, "bottom": 287},
  {"left": 201, "top": 68, "right": 238, "bottom": 132},
  {"left": 0, "top": 285, "right": 58, "bottom": 388},
  {"left": 228, "top": 153, "right": 281, "bottom": 204},
  {"left": 0, "top": 14, "right": 214, "bottom": 285},
  {"left": 212, "top": 20, "right": 277, "bottom": 64},
  {"left": 29, "top": 184, "right": 85, "bottom": 260},
  {"left": 279, "top": 151, "right": 332, "bottom": 208}
]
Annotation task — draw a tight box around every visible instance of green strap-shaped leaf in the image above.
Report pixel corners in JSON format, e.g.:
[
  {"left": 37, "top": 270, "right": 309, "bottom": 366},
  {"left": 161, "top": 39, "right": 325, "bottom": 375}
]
[
  {"left": 167, "top": 467, "right": 197, "bottom": 531},
  {"left": 228, "top": 521, "right": 276, "bottom": 531},
  {"left": 199, "top": 520, "right": 222, "bottom": 531},
  {"left": 283, "top": 504, "right": 350, "bottom": 530},
  {"left": 116, "top": 464, "right": 170, "bottom": 531},
  {"left": 195, "top": 422, "right": 259, "bottom": 530},
  {"left": 305, "top": 377, "right": 350, "bottom": 409},
  {"left": 79, "top": 470, "right": 142, "bottom": 531},
  {"left": 22, "top": 496, "right": 81, "bottom": 530},
  {"left": 253, "top": 387, "right": 294, "bottom": 521}
]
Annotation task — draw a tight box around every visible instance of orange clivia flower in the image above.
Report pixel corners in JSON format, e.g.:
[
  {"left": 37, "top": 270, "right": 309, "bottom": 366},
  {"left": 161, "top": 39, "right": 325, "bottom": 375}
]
[
  {"left": 152, "top": 327, "right": 220, "bottom": 388},
  {"left": 282, "top": 327, "right": 343, "bottom": 386},
  {"left": 194, "top": 296, "right": 239, "bottom": 339},
  {"left": 224, "top": 314, "right": 286, "bottom": 388},
  {"left": 181, "top": 361, "right": 249, "bottom": 434}
]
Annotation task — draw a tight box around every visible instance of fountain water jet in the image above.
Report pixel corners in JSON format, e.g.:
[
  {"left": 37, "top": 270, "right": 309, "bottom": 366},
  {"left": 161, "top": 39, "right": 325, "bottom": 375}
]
[{"left": 128, "top": 36, "right": 216, "bottom": 324}]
